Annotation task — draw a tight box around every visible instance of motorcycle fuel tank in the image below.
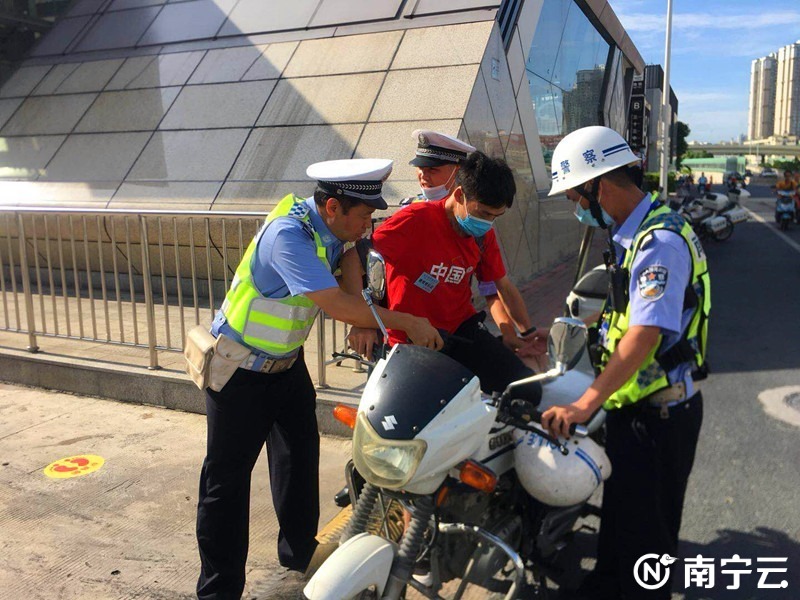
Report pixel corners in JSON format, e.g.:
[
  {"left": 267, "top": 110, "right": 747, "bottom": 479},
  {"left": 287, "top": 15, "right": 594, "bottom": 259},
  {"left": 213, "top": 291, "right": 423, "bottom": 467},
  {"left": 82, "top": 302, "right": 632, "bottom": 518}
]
[
  {"left": 539, "top": 370, "right": 606, "bottom": 434},
  {"left": 513, "top": 429, "right": 611, "bottom": 507}
]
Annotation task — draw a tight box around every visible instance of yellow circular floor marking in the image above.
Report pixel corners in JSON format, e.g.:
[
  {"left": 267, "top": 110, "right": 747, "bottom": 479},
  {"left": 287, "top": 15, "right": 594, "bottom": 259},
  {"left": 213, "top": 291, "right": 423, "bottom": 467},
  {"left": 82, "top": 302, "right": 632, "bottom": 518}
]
[{"left": 44, "top": 455, "right": 105, "bottom": 479}]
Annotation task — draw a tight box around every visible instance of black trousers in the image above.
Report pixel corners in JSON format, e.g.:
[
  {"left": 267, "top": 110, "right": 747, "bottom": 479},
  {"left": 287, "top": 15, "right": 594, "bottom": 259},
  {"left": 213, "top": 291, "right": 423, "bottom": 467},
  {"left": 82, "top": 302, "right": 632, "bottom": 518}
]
[
  {"left": 580, "top": 392, "right": 703, "bottom": 600},
  {"left": 442, "top": 312, "right": 538, "bottom": 399},
  {"left": 196, "top": 350, "right": 320, "bottom": 600}
]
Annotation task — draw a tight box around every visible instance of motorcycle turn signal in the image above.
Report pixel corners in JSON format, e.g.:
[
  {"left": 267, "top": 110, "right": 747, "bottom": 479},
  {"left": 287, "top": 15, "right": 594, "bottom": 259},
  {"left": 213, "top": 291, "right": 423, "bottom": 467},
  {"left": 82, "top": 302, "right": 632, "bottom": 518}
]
[
  {"left": 333, "top": 404, "right": 358, "bottom": 429},
  {"left": 458, "top": 460, "right": 498, "bottom": 493}
]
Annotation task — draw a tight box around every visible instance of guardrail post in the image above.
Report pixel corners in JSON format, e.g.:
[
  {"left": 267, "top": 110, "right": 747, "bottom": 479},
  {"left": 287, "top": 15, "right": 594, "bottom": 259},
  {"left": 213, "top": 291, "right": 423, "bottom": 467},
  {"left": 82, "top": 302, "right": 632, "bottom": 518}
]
[
  {"left": 316, "top": 311, "right": 328, "bottom": 389},
  {"left": 140, "top": 216, "right": 160, "bottom": 370},
  {"left": 17, "top": 214, "right": 38, "bottom": 353}
]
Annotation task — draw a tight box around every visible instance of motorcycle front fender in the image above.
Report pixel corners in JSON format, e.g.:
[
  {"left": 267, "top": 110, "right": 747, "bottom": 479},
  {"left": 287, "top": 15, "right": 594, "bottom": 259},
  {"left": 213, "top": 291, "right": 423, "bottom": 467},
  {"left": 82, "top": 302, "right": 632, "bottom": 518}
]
[{"left": 303, "top": 533, "right": 396, "bottom": 600}]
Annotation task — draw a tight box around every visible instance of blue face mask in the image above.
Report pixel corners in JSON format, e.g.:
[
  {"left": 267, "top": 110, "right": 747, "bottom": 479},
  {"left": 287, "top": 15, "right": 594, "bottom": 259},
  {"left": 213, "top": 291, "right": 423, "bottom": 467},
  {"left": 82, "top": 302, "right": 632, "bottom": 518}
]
[
  {"left": 421, "top": 184, "right": 450, "bottom": 200},
  {"left": 574, "top": 202, "right": 615, "bottom": 228},
  {"left": 456, "top": 209, "right": 494, "bottom": 237}
]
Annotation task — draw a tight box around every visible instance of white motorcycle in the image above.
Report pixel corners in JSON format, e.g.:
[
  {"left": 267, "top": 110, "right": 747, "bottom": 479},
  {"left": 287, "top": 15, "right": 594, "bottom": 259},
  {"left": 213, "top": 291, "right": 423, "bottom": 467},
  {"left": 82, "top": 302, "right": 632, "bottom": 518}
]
[
  {"left": 671, "top": 190, "right": 749, "bottom": 242},
  {"left": 305, "top": 252, "right": 610, "bottom": 600}
]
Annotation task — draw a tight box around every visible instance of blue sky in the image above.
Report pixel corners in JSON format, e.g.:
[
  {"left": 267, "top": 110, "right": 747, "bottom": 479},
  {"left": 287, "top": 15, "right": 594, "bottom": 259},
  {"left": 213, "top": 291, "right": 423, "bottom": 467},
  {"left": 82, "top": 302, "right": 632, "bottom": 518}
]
[{"left": 610, "top": 0, "right": 800, "bottom": 142}]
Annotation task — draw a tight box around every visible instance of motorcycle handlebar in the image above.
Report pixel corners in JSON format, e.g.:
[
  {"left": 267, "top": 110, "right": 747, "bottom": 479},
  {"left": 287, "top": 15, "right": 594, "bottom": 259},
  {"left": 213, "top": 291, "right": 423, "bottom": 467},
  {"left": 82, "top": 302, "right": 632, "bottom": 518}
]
[
  {"left": 498, "top": 398, "right": 588, "bottom": 455},
  {"left": 518, "top": 408, "right": 587, "bottom": 438}
]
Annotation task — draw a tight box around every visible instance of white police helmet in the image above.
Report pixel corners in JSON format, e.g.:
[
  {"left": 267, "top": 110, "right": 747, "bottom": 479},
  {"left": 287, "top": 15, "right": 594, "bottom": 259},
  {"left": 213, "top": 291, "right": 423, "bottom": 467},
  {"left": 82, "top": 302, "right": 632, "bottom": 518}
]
[
  {"left": 512, "top": 428, "right": 611, "bottom": 506},
  {"left": 548, "top": 126, "right": 641, "bottom": 196}
]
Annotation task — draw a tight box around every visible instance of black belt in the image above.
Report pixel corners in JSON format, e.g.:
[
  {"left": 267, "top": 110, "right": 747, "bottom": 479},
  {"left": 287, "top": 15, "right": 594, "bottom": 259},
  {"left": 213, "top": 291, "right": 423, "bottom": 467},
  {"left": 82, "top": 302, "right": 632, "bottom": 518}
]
[{"left": 641, "top": 391, "right": 701, "bottom": 419}]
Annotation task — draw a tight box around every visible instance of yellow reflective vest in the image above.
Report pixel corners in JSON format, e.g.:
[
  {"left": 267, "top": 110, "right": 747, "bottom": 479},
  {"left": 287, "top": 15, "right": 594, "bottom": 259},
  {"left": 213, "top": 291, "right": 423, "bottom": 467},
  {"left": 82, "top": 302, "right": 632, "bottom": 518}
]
[
  {"left": 220, "top": 194, "right": 329, "bottom": 357},
  {"left": 593, "top": 205, "right": 711, "bottom": 409}
]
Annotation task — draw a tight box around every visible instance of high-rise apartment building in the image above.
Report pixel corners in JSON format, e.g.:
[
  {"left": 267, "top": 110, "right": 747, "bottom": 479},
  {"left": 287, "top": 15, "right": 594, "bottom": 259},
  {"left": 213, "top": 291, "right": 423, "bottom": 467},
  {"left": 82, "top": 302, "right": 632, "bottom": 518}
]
[
  {"left": 775, "top": 42, "right": 800, "bottom": 137},
  {"left": 748, "top": 55, "right": 777, "bottom": 140},
  {"left": 750, "top": 42, "right": 800, "bottom": 140}
]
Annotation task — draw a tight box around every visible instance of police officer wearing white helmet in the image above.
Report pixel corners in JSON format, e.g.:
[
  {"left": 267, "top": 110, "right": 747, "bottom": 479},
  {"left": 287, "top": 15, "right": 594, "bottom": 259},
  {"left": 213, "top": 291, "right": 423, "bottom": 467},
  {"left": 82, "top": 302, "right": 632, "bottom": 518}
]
[
  {"left": 540, "top": 126, "right": 711, "bottom": 599},
  {"left": 194, "top": 159, "right": 443, "bottom": 600}
]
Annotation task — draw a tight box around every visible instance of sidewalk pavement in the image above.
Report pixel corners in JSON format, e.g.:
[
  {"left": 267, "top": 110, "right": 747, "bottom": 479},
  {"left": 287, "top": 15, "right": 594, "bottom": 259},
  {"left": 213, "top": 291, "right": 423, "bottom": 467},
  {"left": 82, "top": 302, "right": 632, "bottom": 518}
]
[{"left": 0, "top": 382, "right": 351, "bottom": 600}]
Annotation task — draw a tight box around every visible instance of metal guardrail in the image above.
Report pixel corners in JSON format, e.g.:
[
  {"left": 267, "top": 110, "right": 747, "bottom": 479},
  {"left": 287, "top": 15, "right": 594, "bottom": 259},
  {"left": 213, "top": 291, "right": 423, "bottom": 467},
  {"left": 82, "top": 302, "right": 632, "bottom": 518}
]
[
  {"left": 0, "top": 207, "right": 262, "bottom": 368},
  {"left": 0, "top": 207, "right": 354, "bottom": 385}
]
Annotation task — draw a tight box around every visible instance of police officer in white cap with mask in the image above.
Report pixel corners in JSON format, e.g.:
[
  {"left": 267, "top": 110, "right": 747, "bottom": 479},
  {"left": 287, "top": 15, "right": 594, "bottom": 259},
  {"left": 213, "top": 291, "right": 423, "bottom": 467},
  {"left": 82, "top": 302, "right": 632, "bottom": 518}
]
[
  {"left": 401, "top": 129, "right": 476, "bottom": 204},
  {"left": 195, "top": 159, "right": 443, "bottom": 600}
]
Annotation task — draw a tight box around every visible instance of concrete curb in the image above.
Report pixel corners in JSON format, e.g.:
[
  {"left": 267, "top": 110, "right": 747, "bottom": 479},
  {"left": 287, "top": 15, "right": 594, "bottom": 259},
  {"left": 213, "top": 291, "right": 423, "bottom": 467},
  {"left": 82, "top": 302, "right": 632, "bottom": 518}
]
[{"left": 0, "top": 347, "right": 354, "bottom": 438}]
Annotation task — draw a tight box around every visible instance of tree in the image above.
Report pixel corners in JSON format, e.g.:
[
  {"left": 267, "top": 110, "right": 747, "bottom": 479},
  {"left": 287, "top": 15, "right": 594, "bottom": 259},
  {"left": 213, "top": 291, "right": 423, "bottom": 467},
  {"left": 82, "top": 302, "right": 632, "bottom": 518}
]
[
  {"left": 675, "top": 121, "right": 690, "bottom": 169},
  {"left": 685, "top": 150, "right": 713, "bottom": 159}
]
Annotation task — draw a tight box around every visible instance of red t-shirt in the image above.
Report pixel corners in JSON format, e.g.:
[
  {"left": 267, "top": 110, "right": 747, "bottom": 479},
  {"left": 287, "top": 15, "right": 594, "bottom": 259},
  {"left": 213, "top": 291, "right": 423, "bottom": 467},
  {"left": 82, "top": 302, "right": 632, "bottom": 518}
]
[{"left": 371, "top": 201, "right": 506, "bottom": 345}]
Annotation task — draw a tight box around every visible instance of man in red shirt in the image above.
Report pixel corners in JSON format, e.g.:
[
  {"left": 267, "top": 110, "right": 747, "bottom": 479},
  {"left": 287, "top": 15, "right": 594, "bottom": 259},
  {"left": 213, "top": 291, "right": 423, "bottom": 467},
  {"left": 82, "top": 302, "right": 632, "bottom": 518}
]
[
  {"left": 401, "top": 129, "right": 536, "bottom": 354},
  {"left": 344, "top": 152, "right": 538, "bottom": 395}
]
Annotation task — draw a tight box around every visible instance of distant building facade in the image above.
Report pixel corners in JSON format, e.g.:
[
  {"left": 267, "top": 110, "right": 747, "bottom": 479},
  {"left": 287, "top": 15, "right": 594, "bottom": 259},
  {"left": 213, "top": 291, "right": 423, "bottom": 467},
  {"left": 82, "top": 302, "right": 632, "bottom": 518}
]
[
  {"left": 748, "top": 55, "right": 777, "bottom": 140},
  {"left": 632, "top": 65, "right": 679, "bottom": 174},
  {"left": 749, "top": 42, "right": 800, "bottom": 141},
  {"left": 775, "top": 42, "right": 800, "bottom": 138}
]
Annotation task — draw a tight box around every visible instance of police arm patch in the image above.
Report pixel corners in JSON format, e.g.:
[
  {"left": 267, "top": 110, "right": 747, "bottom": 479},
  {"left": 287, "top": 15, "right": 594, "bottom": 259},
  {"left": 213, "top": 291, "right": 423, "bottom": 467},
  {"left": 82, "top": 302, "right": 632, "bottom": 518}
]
[{"left": 637, "top": 265, "right": 668, "bottom": 301}]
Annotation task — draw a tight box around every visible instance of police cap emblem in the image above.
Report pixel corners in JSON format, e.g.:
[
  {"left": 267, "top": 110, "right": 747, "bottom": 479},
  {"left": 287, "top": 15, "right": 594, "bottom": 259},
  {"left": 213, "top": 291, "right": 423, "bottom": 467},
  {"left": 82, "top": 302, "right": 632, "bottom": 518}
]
[{"left": 418, "top": 133, "right": 428, "bottom": 146}]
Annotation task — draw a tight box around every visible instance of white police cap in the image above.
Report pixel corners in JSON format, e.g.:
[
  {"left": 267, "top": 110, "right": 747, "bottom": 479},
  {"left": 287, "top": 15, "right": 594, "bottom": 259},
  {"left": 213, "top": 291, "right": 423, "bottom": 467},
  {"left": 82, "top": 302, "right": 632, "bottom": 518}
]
[
  {"left": 410, "top": 129, "right": 476, "bottom": 167},
  {"left": 306, "top": 158, "right": 393, "bottom": 210}
]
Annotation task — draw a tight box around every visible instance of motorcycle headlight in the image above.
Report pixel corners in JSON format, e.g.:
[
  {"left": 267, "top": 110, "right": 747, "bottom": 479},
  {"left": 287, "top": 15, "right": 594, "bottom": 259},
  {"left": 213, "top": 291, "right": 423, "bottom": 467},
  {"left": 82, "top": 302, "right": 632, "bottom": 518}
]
[{"left": 352, "top": 412, "right": 427, "bottom": 490}]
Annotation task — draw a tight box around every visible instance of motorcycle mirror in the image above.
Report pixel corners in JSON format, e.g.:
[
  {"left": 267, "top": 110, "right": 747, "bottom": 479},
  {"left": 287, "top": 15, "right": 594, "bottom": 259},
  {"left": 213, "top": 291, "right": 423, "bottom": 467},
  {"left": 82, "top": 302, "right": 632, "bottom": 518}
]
[
  {"left": 365, "top": 250, "right": 386, "bottom": 301},
  {"left": 548, "top": 317, "right": 588, "bottom": 372}
]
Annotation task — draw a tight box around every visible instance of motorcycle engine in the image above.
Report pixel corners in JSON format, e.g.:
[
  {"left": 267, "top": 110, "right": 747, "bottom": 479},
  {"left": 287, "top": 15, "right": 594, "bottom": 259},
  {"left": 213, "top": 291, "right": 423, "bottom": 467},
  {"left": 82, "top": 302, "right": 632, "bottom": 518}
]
[{"left": 435, "top": 477, "right": 522, "bottom": 584}]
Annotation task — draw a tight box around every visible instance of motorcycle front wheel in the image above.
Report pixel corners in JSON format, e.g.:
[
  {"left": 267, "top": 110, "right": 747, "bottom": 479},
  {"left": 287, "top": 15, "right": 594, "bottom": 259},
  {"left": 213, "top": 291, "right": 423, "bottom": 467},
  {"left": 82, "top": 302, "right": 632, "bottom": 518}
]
[{"left": 713, "top": 217, "right": 734, "bottom": 241}]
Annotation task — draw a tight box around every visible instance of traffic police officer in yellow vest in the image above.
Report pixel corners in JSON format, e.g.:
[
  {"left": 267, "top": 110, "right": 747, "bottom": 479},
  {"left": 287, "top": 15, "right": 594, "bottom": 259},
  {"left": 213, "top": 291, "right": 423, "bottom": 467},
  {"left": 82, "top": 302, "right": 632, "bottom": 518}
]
[
  {"left": 195, "top": 159, "right": 443, "bottom": 600},
  {"left": 540, "top": 127, "right": 710, "bottom": 600}
]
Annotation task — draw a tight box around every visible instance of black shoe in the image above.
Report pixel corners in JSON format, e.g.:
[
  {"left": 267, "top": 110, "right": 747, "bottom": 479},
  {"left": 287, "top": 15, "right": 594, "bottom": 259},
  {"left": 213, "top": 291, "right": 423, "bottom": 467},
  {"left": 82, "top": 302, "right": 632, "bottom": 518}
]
[{"left": 253, "top": 567, "right": 307, "bottom": 600}]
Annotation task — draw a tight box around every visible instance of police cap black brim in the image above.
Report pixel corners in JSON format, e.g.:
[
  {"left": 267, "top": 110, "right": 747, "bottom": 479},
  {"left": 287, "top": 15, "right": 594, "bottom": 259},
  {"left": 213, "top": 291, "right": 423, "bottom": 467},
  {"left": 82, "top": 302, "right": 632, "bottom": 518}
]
[
  {"left": 356, "top": 195, "right": 388, "bottom": 210},
  {"left": 409, "top": 156, "right": 453, "bottom": 168}
]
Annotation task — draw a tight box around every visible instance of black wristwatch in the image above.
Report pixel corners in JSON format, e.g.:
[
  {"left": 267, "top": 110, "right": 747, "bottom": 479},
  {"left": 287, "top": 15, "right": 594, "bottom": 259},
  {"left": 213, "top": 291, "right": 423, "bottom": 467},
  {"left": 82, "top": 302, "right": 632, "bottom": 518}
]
[{"left": 519, "top": 326, "right": 537, "bottom": 337}]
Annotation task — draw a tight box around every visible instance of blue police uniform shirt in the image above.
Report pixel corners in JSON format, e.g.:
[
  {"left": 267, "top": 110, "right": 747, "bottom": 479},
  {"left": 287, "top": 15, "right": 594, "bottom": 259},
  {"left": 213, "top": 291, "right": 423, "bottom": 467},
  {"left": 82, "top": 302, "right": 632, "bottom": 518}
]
[
  {"left": 211, "top": 197, "right": 343, "bottom": 356},
  {"left": 607, "top": 194, "right": 695, "bottom": 397}
]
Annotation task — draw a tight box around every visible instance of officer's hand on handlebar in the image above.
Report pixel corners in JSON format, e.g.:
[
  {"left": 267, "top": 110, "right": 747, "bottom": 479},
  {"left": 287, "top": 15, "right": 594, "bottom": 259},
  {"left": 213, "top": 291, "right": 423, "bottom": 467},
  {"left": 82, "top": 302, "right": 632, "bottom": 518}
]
[
  {"left": 406, "top": 317, "right": 444, "bottom": 351},
  {"left": 346, "top": 326, "right": 379, "bottom": 361},
  {"left": 540, "top": 402, "right": 593, "bottom": 439}
]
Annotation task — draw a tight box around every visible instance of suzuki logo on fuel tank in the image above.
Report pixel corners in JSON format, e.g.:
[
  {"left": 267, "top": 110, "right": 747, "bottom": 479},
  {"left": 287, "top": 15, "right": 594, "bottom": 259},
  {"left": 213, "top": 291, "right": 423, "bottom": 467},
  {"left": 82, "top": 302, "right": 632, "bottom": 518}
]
[{"left": 381, "top": 415, "right": 398, "bottom": 431}]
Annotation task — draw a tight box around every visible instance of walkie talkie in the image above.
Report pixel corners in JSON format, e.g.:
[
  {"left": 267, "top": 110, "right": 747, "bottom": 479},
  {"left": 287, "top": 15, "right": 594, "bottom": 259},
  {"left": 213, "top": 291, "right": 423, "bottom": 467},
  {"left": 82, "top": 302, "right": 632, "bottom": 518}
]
[{"left": 603, "top": 248, "right": 629, "bottom": 314}]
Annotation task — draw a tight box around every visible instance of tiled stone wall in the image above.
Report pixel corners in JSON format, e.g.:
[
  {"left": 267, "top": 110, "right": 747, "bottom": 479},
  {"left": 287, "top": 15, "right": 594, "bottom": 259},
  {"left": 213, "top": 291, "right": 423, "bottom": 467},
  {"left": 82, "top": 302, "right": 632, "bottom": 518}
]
[{"left": 0, "top": 23, "right": 493, "bottom": 214}]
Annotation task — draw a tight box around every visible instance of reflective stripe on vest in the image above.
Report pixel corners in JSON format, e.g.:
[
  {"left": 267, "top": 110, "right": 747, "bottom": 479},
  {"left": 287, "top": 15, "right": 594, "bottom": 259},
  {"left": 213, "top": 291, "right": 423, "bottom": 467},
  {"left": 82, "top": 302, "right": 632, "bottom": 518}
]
[
  {"left": 220, "top": 194, "right": 329, "bottom": 357},
  {"left": 595, "top": 205, "right": 711, "bottom": 410}
]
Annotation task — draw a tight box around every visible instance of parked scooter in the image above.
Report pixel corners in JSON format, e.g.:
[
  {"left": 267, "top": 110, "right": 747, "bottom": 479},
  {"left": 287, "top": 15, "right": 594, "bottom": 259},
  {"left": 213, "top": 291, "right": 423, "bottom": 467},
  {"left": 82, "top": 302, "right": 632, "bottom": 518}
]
[
  {"left": 306, "top": 251, "right": 609, "bottom": 600},
  {"left": 775, "top": 190, "right": 796, "bottom": 231}
]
